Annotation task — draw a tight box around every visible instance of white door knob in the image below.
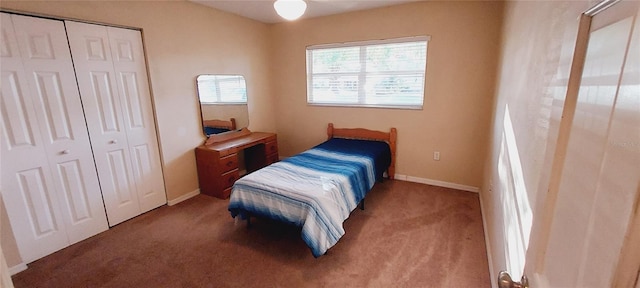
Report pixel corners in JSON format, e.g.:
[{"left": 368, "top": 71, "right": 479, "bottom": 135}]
[
  {"left": 110, "top": 140, "right": 118, "bottom": 144},
  {"left": 61, "top": 149, "right": 70, "bottom": 155}
]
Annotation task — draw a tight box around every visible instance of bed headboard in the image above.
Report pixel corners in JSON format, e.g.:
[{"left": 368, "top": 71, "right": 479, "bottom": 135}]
[
  {"left": 326, "top": 123, "right": 397, "bottom": 180},
  {"left": 203, "top": 118, "right": 237, "bottom": 130}
]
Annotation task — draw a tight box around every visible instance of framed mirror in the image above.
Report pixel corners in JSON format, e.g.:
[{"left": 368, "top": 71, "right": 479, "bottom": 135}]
[{"left": 197, "top": 74, "right": 249, "bottom": 137}]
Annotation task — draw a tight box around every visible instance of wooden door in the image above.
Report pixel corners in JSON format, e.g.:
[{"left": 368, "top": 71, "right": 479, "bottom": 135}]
[
  {"left": 522, "top": 2, "right": 640, "bottom": 286},
  {"left": 1, "top": 13, "right": 108, "bottom": 263}
]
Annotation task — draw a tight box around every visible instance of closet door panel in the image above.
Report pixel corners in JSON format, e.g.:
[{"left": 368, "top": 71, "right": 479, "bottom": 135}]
[
  {"left": 11, "top": 14, "right": 109, "bottom": 243},
  {"left": 1, "top": 13, "right": 71, "bottom": 263},
  {"left": 2, "top": 71, "right": 35, "bottom": 147},
  {"left": 1, "top": 14, "right": 40, "bottom": 151},
  {"left": 65, "top": 21, "right": 140, "bottom": 226},
  {"left": 107, "top": 27, "right": 166, "bottom": 212}
]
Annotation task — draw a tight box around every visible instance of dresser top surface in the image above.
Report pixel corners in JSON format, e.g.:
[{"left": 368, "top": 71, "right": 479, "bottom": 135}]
[{"left": 200, "top": 131, "right": 276, "bottom": 152}]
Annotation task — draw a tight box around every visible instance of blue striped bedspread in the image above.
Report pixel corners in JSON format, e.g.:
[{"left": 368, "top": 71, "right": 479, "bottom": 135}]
[{"left": 228, "top": 138, "right": 391, "bottom": 257}]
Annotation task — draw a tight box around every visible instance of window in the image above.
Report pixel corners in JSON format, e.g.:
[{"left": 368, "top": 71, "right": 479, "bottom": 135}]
[
  {"left": 196, "top": 75, "right": 247, "bottom": 104},
  {"left": 306, "top": 36, "right": 429, "bottom": 109}
]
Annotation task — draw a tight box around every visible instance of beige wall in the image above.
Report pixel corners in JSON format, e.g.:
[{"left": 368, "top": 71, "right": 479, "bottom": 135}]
[
  {"left": 1, "top": 0, "right": 274, "bottom": 267},
  {"left": 201, "top": 104, "right": 249, "bottom": 129},
  {"left": 1, "top": 196, "right": 21, "bottom": 272},
  {"left": 482, "top": 0, "right": 590, "bottom": 283},
  {"left": 270, "top": 1, "right": 502, "bottom": 187}
]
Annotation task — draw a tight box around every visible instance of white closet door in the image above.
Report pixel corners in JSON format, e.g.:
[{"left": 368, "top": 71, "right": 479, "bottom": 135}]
[
  {"left": 11, "top": 14, "right": 109, "bottom": 245},
  {"left": 107, "top": 27, "right": 166, "bottom": 213},
  {"left": 66, "top": 21, "right": 166, "bottom": 226},
  {"left": 0, "top": 13, "right": 68, "bottom": 263},
  {"left": 65, "top": 21, "right": 141, "bottom": 226},
  {"left": 1, "top": 13, "right": 107, "bottom": 262}
]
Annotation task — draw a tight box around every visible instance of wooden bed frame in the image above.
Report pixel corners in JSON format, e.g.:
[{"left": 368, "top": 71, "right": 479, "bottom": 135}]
[
  {"left": 327, "top": 123, "right": 397, "bottom": 180},
  {"left": 240, "top": 123, "right": 398, "bottom": 230},
  {"left": 203, "top": 117, "right": 236, "bottom": 130}
]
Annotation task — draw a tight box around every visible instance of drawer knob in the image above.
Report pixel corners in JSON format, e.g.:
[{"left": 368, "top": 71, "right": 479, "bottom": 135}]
[
  {"left": 226, "top": 161, "right": 234, "bottom": 167},
  {"left": 228, "top": 176, "right": 235, "bottom": 183}
]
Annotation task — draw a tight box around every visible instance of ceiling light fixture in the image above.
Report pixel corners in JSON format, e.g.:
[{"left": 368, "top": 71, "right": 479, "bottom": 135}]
[{"left": 274, "top": 0, "right": 307, "bottom": 21}]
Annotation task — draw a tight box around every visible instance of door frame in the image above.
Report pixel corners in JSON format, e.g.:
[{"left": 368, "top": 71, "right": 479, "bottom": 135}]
[{"left": 613, "top": 187, "right": 640, "bottom": 287}]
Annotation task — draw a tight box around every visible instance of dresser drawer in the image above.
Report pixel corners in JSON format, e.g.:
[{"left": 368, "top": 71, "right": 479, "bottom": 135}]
[
  {"left": 267, "top": 152, "right": 279, "bottom": 165},
  {"left": 218, "top": 154, "right": 238, "bottom": 173},
  {"left": 265, "top": 140, "right": 278, "bottom": 155},
  {"left": 221, "top": 187, "right": 233, "bottom": 199},
  {"left": 220, "top": 169, "right": 240, "bottom": 189}
]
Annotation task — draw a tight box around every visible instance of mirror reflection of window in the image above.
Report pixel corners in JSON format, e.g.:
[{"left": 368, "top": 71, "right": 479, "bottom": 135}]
[
  {"left": 197, "top": 75, "right": 247, "bottom": 104},
  {"left": 197, "top": 74, "right": 249, "bottom": 137}
]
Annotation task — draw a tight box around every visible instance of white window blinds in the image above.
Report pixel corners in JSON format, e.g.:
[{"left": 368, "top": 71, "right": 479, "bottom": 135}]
[
  {"left": 197, "top": 75, "right": 247, "bottom": 104},
  {"left": 306, "top": 36, "right": 429, "bottom": 109}
]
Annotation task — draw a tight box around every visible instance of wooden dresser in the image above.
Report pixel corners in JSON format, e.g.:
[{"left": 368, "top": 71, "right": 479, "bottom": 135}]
[{"left": 195, "top": 130, "right": 278, "bottom": 199}]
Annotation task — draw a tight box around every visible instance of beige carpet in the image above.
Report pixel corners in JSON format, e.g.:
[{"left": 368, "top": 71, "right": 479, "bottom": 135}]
[{"left": 11, "top": 180, "right": 490, "bottom": 287}]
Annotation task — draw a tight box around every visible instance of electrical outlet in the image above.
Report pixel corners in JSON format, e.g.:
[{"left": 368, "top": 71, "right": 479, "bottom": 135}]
[{"left": 433, "top": 151, "right": 440, "bottom": 161}]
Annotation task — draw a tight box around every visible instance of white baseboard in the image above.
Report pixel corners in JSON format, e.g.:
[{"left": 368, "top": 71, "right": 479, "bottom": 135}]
[
  {"left": 9, "top": 262, "right": 27, "bottom": 276},
  {"left": 393, "top": 174, "right": 480, "bottom": 193},
  {"left": 478, "top": 189, "right": 497, "bottom": 288},
  {"left": 167, "top": 189, "right": 200, "bottom": 206}
]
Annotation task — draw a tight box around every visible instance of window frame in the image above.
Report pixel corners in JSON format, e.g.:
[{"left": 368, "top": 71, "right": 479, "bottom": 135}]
[{"left": 306, "top": 36, "right": 430, "bottom": 110}]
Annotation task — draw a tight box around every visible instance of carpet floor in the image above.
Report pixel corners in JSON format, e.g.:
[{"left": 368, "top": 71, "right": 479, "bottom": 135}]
[{"left": 11, "top": 180, "right": 490, "bottom": 287}]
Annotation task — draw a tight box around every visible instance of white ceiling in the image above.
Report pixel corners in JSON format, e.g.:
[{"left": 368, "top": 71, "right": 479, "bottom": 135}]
[{"left": 190, "top": 0, "right": 420, "bottom": 24}]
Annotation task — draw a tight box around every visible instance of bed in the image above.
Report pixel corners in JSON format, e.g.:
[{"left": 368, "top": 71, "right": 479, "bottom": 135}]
[
  {"left": 228, "top": 123, "right": 397, "bottom": 257},
  {"left": 203, "top": 118, "right": 236, "bottom": 136}
]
